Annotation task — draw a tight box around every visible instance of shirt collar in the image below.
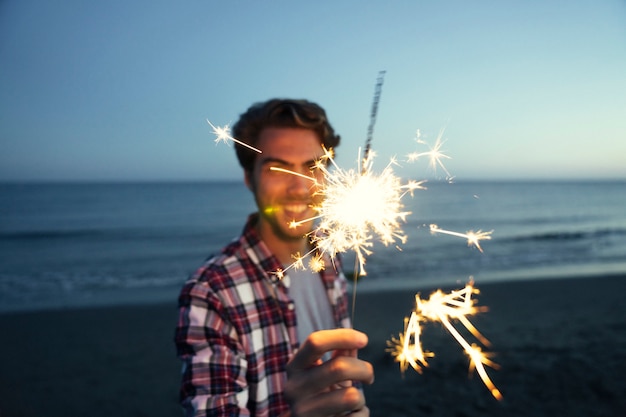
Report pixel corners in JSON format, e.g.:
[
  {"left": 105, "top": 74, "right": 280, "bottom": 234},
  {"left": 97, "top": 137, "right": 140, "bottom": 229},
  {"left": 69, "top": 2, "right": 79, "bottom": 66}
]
[{"left": 241, "top": 212, "right": 343, "bottom": 285}]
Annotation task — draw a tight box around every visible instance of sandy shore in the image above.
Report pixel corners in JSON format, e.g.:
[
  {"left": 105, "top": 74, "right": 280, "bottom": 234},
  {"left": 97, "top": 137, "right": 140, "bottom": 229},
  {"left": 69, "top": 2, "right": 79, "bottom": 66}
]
[{"left": 1, "top": 274, "right": 625, "bottom": 417}]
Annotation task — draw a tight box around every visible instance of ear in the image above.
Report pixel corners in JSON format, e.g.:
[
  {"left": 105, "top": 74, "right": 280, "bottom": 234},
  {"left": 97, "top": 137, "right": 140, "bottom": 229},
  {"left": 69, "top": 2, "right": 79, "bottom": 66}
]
[{"left": 244, "top": 169, "right": 253, "bottom": 191}]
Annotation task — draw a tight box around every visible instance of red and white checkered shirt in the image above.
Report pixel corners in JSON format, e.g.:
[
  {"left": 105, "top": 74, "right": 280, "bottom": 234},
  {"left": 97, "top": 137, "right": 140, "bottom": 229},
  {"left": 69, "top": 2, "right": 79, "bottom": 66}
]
[{"left": 175, "top": 214, "right": 351, "bottom": 417}]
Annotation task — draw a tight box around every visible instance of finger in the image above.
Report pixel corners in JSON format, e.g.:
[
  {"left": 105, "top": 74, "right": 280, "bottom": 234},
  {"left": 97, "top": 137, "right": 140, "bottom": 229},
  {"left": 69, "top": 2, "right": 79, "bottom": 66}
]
[
  {"left": 348, "top": 405, "right": 370, "bottom": 417},
  {"left": 348, "top": 406, "right": 370, "bottom": 417},
  {"left": 320, "top": 356, "right": 374, "bottom": 387},
  {"left": 286, "top": 356, "right": 374, "bottom": 396},
  {"left": 331, "top": 348, "right": 358, "bottom": 359},
  {"left": 290, "top": 386, "right": 367, "bottom": 417},
  {"left": 288, "top": 329, "right": 368, "bottom": 371}
]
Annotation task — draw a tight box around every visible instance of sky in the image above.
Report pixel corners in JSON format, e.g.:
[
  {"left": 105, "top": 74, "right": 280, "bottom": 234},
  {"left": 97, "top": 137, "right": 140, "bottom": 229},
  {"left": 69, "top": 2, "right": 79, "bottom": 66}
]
[{"left": 1, "top": 0, "right": 625, "bottom": 182}]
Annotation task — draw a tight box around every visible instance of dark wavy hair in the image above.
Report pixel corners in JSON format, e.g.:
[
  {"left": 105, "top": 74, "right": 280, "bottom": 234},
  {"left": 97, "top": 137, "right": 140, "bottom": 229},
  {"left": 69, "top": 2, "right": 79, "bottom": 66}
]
[{"left": 232, "top": 98, "right": 341, "bottom": 172}]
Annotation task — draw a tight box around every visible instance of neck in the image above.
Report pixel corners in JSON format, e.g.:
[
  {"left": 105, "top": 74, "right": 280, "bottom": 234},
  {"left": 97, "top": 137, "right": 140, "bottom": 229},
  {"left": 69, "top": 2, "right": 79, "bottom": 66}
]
[{"left": 256, "top": 223, "right": 311, "bottom": 266}]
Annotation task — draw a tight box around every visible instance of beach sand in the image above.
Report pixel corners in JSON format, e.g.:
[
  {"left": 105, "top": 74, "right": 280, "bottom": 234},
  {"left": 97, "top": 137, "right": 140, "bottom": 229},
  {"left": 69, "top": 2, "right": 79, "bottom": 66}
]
[{"left": 1, "top": 274, "right": 625, "bottom": 417}]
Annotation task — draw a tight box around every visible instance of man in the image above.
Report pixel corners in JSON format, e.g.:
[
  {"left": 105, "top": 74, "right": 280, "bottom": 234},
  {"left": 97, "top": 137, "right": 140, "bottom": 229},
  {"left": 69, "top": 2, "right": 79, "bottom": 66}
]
[{"left": 175, "top": 99, "right": 374, "bottom": 417}]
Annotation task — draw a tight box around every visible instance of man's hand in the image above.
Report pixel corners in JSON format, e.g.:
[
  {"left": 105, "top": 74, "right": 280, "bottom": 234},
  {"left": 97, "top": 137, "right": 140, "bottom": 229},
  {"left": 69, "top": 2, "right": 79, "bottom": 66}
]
[{"left": 284, "top": 329, "right": 374, "bottom": 417}]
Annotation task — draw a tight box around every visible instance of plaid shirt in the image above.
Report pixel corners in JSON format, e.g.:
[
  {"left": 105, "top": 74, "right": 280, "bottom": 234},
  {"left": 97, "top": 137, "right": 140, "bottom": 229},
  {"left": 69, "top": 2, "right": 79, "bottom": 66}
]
[{"left": 175, "top": 214, "right": 351, "bottom": 417}]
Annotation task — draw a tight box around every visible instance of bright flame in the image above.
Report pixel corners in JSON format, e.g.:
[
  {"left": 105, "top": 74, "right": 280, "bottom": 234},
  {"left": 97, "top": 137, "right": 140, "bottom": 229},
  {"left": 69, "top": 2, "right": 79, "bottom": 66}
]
[
  {"left": 283, "top": 147, "right": 424, "bottom": 276},
  {"left": 388, "top": 282, "right": 503, "bottom": 400}
]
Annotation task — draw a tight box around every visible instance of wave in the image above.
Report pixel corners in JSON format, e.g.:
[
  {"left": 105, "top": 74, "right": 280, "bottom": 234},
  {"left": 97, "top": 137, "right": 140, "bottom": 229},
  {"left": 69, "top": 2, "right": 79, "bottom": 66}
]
[
  {"left": 0, "top": 228, "right": 239, "bottom": 258},
  {"left": 0, "top": 229, "right": 105, "bottom": 240},
  {"left": 0, "top": 227, "right": 213, "bottom": 241},
  {"left": 506, "top": 227, "right": 626, "bottom": 243}
]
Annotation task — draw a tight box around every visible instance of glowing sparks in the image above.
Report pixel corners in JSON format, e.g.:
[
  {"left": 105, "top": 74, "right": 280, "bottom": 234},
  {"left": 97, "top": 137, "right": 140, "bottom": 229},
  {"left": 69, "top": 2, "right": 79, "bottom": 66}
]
[
  {"left": 407, "top": 128, "right": 452, "bottom": 180},
  {"left": 386, "top": 312, "right": 433, "bottom": 374},
  {"left": 429, "top": 224, "right": 493, "bottom": 253},
  {"left": 283, "top": 147, "right": 424, "bottom": 277},
  {"left": 388, "top": 282, "right": 503, "bottom": 400},
  {"left": 207, "top": 119, "right": 262, "bottom": 153},
  {"left": 308, "top": 253, "right": 326, "bottom": 272}
]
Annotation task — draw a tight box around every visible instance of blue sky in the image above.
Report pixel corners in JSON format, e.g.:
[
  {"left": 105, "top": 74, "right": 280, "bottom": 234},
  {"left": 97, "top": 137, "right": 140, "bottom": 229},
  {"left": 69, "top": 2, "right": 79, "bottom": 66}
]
[{"left": 1, "top": 0, "right": 625, "bottom": 182}]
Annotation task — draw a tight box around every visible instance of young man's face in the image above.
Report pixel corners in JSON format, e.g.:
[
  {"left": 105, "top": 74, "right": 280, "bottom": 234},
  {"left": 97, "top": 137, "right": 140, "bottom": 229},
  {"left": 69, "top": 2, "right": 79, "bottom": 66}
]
[{"left": 245, "top": 127, "right": 325, "bottom": 244}]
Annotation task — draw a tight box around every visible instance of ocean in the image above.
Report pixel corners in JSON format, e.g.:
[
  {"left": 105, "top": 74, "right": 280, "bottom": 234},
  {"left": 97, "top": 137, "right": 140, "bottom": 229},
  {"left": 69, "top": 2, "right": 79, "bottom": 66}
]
[{"left": 1, "top": 180, "right": 625, "bottom": 312}]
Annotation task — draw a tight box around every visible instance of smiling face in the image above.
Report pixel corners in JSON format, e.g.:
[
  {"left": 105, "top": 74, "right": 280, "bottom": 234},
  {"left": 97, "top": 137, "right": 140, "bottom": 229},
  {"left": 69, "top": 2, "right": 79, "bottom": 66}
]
[{"left": 245, "top": 127, "right": 325, "bottom": 258}]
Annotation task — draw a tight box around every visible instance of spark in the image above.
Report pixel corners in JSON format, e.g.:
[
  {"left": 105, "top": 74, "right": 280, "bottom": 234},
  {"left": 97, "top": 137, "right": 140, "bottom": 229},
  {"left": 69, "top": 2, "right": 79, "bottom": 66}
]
[
  {"left": 429, "top": 224, "right": 493, "bottom": 253},
  {"left": 207, "top": 119, "right": 262, "bottom": 153},
  {"left": 281, "top": 146, "right": 425, "bottom": 277},
  {"left": 273, "top": 268, "right": 284, "bottom": 280},
  {"left": 407, "top": 128, "right": 452, "bottom": 180},
  {"left": 388, "top": 282, "right": 503, "bottom": 400},
  {"left": 308, "top": 253, "right": 326, "bottom": 272},
  {"left": 386, "top": 311, "right": 433, "bottom": 374}
]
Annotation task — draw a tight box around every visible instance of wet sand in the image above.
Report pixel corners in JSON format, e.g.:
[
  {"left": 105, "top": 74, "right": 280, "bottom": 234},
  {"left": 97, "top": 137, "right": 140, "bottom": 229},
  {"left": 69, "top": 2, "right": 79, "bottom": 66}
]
[{"left": 1, "top": 274, "right": 625, "bottom": 416}]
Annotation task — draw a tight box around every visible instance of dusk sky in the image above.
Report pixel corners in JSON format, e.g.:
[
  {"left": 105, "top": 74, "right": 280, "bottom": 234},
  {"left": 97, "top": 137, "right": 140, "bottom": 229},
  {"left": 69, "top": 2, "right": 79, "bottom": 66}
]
[{"left": 1, "top": 1, "right": 625, "bottom": 182}]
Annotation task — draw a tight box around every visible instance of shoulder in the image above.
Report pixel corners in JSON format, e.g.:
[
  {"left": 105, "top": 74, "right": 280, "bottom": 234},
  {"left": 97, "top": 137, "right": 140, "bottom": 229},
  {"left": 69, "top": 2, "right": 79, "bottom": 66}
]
[{"left": 178, "top": 237, "right": 270, "bottom": 306}]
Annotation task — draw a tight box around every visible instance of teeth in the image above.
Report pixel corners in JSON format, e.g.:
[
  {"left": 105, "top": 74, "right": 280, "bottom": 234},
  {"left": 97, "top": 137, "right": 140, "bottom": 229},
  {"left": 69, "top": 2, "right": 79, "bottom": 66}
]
[{"left": 284, "top": 204, "right": 308, "bottom": 214}]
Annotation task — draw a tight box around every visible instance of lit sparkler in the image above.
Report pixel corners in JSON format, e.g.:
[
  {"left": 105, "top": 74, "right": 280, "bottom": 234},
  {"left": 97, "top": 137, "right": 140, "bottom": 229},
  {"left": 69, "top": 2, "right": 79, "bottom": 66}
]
[
  {"left": 387, "top": 282, "right": 503, "bottom": 400},
  {"left": 275, "top": 146, "right": 425, "bottom": 277},
  {"left": 207, "top": 76, "right": 503, "bottom": 398}
]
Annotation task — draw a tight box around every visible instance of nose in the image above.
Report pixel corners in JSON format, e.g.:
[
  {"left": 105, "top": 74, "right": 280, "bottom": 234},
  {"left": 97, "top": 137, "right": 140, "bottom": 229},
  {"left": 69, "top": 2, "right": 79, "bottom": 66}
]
[{"left": 287, "top": 169, "right": 314, "bottom": 197}]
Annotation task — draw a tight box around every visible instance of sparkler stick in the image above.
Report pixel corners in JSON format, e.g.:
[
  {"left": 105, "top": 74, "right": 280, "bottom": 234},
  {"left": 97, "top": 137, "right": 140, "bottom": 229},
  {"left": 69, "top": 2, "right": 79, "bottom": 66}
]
[{"left": 363, "top": 70, "right": 386, "bottom": 166}]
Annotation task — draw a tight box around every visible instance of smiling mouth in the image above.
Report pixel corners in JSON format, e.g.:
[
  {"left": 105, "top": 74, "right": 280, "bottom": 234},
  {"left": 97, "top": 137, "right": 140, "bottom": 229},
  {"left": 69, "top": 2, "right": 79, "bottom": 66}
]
[{"left": 283, "top": 203, "right": 310, "bottom": 215}]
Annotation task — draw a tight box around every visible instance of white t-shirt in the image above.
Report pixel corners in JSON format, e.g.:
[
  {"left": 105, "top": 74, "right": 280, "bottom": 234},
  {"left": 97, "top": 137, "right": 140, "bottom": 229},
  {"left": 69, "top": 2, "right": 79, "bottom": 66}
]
[{"left": 287, "top": 266, "right": 335, "bottom": 345}]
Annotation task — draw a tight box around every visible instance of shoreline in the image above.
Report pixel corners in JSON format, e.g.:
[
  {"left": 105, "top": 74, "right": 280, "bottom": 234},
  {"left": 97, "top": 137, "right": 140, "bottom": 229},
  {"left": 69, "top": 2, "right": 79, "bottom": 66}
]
[
  {"left": 0, "top": 273, "right": 624, "bottom": 416},
  {"left": 2, "top": 269, "right": 625, "bottom": 316}
]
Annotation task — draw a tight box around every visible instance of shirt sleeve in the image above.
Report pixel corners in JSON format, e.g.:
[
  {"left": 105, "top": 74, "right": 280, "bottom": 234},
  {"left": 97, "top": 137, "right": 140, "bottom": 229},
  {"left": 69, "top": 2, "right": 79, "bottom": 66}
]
[{"left": 175, "top": 281, "right": 251, "bottom": 417}]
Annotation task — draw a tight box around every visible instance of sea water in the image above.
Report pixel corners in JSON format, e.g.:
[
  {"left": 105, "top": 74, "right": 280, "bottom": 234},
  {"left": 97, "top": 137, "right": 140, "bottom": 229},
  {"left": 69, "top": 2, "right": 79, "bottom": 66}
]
[{"left": 1, "top": 180, "right": 625, "bottom": 312}]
